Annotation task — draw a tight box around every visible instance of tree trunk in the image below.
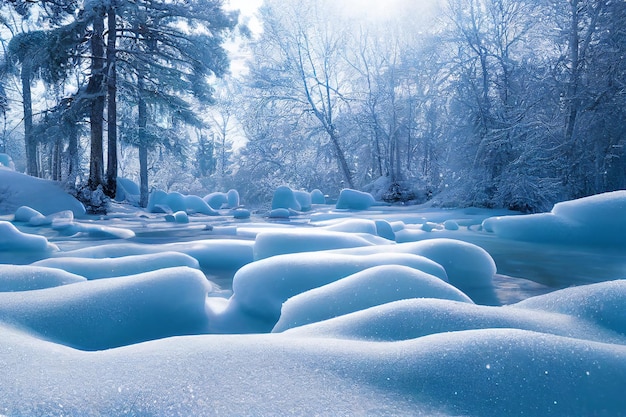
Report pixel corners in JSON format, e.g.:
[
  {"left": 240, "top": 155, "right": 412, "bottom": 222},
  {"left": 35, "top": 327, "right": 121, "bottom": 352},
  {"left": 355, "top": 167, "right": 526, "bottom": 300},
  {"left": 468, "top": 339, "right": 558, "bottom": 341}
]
[
  {"left": 88, "top": 6, "right": 106, "bottom": 191},
  {"left": 138, "top": 94, "right": 149, "bottom": 207},
  {"left": 21, "top": 61, "right": 38, "bottom": 177},
  {"left": 105, "top": 3, "right": 118, "bottom": 198}
]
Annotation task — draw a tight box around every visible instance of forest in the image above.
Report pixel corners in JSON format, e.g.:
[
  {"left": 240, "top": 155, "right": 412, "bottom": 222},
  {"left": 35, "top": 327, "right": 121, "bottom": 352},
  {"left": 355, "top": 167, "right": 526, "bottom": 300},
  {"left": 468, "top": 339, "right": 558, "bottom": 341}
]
[{"left": 0, "top": 0, "right": 624, "bottom": 213}]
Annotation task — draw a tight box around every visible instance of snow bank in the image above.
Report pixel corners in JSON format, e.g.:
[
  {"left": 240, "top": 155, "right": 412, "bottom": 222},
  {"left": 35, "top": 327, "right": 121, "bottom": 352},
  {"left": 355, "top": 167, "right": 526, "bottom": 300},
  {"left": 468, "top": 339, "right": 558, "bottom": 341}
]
[
  {"left": 273, "top": 265, "right": 473, "bottom": 332},
  {"left": 32, "top": 251, "right": 200, "bottom": 280},
  {"left": 335, "top": 188, "right": 375, "bottom": 210},
  {"left": 0, "top": 221, "right": 58, "bottom": 252},
  {"left": 213, "top": 251, "right": 447, "bottom": 333},
  {"left": 0, "top": 266, "right": 212, "bottom": 350},
  {"left": 0, "top": 265, "right": 86, "bottom": 291},
  {"left": 0, "top": 170, "right": 85, "bottom": 216},
  {"left": 483, "top": 191, "right": 626, "bottom": 246},
  {"left": 53, "top": 221, "right": 136, "bottom": 239}
]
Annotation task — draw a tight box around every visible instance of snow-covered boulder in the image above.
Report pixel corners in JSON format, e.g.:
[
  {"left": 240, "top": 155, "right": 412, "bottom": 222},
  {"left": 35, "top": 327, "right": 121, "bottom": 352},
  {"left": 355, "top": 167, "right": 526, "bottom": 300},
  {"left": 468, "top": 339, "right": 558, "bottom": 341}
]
[
  {"left": 293, "top": 190, "right": 312, "bottom": 211},
  {"left": 271, "top": 186, "right": 301, "bottom": 211},
  {"left": 273, "top": 265, "right": 473, "bottom": 332},
  {"left": 165, "top": 211, "right": 189, "bottom": 223},
  {"left": 227, "top": 189, "right": 240, "bottom": 208},
  {"left": 310, "top": 189, "right": 326, "bottom": 204},
  {"left": 204, "top": 192, "right": 228, "bottom": 209},
  {"left": 0, "top": 265, "right": 86, "bottom": 291},
  {"left": 335, "top": 189, "right": 375, "bottom": 210}
]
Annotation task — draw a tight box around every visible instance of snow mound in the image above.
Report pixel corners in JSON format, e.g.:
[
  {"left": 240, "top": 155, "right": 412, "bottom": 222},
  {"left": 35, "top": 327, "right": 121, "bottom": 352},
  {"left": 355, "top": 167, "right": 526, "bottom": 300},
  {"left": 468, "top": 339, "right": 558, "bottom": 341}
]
[
  {"left": 513, "top": 280, "right": 626, "bottom": 336},
  {"left": 0, "top": 265, "right": 86, "bottom": 291},
  {"left": 165, "top": 210, "right": 189, "bottom": 223},
  {"left": 293, "top": 190, "right": 312, "bottom": 211},
  {"left": 148, "top": 190, "right": 219, "bottom": 215},
  {"left": 0, "top": 170, "right": 85, "bottom": 216},
  {"left": 52, "top": 221, "right": 136, "bottom": 239},
  {"left": 115, "top": 177, "right": 140, "bottom": 204},
  {"left": 0, "top": 153, "right": 15, "bottom": 169},
  {"left": 273, "top": 265, "right": 473, "bottom": 332},
  {"left": 335, "top": 188, "right": 375, "bottom": 210},
  {"left": 310, "top": 189, "right": 326, "bottom": 204},
  {"left": 285, "top": 297, "right": 625, "bottom": 344},
  {"left": 253, "top": 229, "right": 377, "bottom": 260},
  {"left": 52, "top": 239, "right": 254, "bottom": 272},
  {"left": 213, "top": 251, "right": 447, "bottom": 333},
  {"left": 32, "top": 251, "right": 200, "bottom": 280},
  {"left": 15, "top": 206, "right": 74, "bottom": 226},
  {"left": 0, "top": 221, "right": 58, "bottom": 252},
  {"left": 0, "top": 266, "right": 212, "bottom": 350},
  {"left": 328, "top": 238, "right": 497, "bottom": 303},
  {"left": 483, "top": 190, "right": 626, "bottom": 246},
  {"left": 272, "top": 185, "right": 301, "bottom": 211}
]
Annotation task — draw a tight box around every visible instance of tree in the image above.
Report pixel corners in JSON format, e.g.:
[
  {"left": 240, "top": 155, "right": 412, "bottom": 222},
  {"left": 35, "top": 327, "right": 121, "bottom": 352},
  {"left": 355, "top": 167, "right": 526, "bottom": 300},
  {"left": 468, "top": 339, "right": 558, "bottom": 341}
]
[
  {"left": 115, "top": 0, "right": 237, "bottom": 206},
  {"left": 247, "top": 0, "right": 356, "bottom": 189}
]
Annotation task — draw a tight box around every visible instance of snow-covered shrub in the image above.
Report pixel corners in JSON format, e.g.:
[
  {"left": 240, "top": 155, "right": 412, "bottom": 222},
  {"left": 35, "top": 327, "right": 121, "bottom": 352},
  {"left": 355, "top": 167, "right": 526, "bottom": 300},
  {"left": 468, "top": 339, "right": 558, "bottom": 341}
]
[{"left": 76, "top": 185, "right": 109, "bottom": 215}]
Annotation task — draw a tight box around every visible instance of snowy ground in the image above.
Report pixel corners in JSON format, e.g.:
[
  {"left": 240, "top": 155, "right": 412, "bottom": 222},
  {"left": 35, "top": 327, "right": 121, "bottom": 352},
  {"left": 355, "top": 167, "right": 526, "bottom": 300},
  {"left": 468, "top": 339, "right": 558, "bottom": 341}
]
[{"left": 1, "top": 169, "right": 625, "bottom": 416}]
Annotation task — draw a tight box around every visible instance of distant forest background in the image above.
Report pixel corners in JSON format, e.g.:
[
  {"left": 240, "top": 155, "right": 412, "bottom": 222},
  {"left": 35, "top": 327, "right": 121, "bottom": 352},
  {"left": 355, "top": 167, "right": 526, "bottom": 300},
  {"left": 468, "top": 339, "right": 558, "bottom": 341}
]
[{"left": 0, "top": 0, "right": 624, "bottom": 212}]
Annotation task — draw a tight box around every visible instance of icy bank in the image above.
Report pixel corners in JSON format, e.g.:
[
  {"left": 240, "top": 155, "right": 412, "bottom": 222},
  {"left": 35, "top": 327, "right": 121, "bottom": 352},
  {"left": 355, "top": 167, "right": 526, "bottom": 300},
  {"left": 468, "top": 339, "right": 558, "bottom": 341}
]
[{"left": 483, "top": 191, "right": 626, "bottom": 246}]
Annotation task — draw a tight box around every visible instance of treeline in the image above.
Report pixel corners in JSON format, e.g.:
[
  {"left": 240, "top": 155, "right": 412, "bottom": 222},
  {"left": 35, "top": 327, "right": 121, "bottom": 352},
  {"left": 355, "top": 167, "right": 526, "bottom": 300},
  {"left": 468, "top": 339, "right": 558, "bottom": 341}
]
[
  {"left": 1, "top": 0, "right": 625, "bottom": 213},
  {"left": 232, "top": 0, "right": 626, "bottom": 212},
  {"left": 0, "top": 0, "right": 237, "bottom": 210}
]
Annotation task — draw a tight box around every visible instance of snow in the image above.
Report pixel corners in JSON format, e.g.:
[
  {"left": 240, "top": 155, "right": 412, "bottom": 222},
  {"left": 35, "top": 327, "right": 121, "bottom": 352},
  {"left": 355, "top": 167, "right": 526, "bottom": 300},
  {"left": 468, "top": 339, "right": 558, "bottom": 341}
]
[
  {"left": 335, "top": 187, "right": 376, "bottom": 210},
  {"left": 273, "top": 265, "right": 473, "bottom": 332},
  {"left": 482, "top": 190, "right": 626, "bottom": 247},
  {"left": 0, "top": 221, "right": 58, "bottom": 252},
  {"left": 0, "top": 264, "right": 86, "bottom": 291},
  {"left": 0, "top": 170, "right": 625, "bottom": 416},
  {"left": 0, "top": 169, "right": 85, "bottom": 216},
  {"left": 32, "top": 251, "right": 200, "bottom": 279},
  {"left": 271, "top": 185, "right": 302, "bottom": 210}
]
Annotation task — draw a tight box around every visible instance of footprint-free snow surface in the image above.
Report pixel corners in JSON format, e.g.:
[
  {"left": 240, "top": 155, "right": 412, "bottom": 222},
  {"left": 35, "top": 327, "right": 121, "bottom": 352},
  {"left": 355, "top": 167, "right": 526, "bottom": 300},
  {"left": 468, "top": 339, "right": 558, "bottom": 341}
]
[{"left": 1, "top": 171, "right": 625, "bottom": 416}]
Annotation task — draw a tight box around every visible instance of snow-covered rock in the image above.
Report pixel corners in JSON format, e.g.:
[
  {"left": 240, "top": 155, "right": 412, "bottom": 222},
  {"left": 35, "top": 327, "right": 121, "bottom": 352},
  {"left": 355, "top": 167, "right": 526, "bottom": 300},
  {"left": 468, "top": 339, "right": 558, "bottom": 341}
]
[
  {"left": 335, "top": 188, "right": 375, "bottom": 210},
  {"left": 310, "top": 189, "right": 326, "bottom": 204},
  {"left": 272, "top": 185, "right": 301, "bottom": 211}
]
